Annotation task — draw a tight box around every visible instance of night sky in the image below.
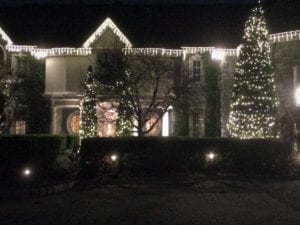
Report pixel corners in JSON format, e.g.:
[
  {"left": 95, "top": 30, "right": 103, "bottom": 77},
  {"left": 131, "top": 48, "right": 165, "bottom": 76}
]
[
  {"left": 0, "top": 0, "right": 299, "bottom": 48},
  {"left": 0, "top": 0, "right": 267, "bottom": 5}
]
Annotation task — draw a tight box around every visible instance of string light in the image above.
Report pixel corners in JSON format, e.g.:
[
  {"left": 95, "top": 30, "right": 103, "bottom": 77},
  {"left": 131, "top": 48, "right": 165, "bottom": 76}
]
[
  {"left": 227, "top": 3, "right": 279, "bottom": 139},
  {"left": 79, "top": 68, "right": 99, "bottom": 139},
  {"left": 83, "top": 17, "right": 132, "bottom": 48}
]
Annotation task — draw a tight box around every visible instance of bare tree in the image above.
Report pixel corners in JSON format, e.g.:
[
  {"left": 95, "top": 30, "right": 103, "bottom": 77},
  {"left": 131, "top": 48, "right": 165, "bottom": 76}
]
[{"left": 96, "top": 50, "right": 179, "bottom": 137}]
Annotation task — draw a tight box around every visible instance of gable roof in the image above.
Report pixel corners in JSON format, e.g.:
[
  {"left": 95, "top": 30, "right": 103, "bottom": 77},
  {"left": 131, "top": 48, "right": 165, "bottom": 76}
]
[
  {"left": 82, "top": 17, "right": 132, "bottom": 48},
  {"left": 0, "top": 26, "right": 12, "bottom": 45}
]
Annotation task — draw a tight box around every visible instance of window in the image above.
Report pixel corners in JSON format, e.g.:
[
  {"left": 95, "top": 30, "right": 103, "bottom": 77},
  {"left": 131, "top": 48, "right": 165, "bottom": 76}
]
[
  {"left": 15, "top": 121, "right": 26, "bottom": 134},
  {"left": 97, "top": 102, "right": 117, "bottom": 137},
  {"left": 192, "top": 60, "right": 201, "bottom": 81},
  {"left": 145, "top": 115, "right": 160, "bottom": 136},
  {"left": 69, "top": 114, "right": 80, "bottom": 134}
]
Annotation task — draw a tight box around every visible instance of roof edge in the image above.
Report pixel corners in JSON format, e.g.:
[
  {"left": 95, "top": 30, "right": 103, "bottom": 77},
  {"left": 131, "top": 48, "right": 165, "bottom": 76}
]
[
  {"left": 82, "top": 17, "right": 132, "bottom": 48},
  {"left": 0, "top": 26, "right": 13, "bottom": 45}
]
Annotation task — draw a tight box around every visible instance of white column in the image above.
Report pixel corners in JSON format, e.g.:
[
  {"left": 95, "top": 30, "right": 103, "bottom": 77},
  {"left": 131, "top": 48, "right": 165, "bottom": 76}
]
[{"left": 162, "top": 111, "right": 169, "bottom": 137}]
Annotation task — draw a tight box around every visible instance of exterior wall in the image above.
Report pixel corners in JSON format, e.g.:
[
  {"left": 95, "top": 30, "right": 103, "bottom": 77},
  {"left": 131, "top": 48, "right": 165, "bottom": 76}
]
[
  {"left": 65, "top": 56, "right": 90, "bottom": 93},
  {"left": 45, "top": 57, "right": 67, "bottom": 93},
  {"left": 46, "top": 56, "right": 90, "bottom": 94}
]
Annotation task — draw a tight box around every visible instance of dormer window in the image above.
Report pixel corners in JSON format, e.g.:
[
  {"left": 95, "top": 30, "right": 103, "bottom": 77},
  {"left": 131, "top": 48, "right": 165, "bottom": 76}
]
[{"left": 192, "top": 60, "right": 201, "bottom": 81}]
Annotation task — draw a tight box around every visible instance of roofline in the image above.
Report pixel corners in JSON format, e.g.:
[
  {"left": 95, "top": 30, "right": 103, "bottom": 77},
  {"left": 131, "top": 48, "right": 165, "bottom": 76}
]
[
  {"left": 0, "top": 26, "right": 13, "bottom": 45},
  {"left": 5, "top": 29, "right": 300, "bottom": 58}
]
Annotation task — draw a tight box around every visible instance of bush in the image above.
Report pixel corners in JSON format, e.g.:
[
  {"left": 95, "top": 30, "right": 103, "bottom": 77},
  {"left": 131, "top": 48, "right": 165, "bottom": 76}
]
[
  {"left": 80, "top": 137, "right": 292, "bottom": 176},
  {"left": 0, "top": 135, "right": 79, "bottom": 181},
  {"left": 65, "top": 135, "right": 80, "bottom": 151}
]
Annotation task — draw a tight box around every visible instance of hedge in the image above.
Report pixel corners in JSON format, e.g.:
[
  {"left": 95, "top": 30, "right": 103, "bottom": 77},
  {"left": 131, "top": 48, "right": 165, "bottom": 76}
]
[
  {"left": 0, "top": 135, "right": 79, "bottom": 179},
  {"left": 80, "top": 137, "right": 292, "bottom": 175}
]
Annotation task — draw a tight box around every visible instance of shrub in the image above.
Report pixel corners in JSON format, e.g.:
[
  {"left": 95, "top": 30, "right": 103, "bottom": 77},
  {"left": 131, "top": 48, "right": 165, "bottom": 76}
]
[
  {"left": 0, "top": 135, "right": 79, "bottom": 180},
  {"left": 80, "top": 137, "right": 291, "bottom": 176},
  {"left": 65, "top": 135, "right": 80, "bottom": 151}
]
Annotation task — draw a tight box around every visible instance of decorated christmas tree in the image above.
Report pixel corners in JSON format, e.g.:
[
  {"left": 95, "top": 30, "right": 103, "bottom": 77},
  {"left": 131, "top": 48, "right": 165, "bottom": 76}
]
[
  {"left": 80, "top": 66, "right": 99, "bottom": 139},
  {"left": 227, "top": 1, "right": 278, "bottom": 139}
]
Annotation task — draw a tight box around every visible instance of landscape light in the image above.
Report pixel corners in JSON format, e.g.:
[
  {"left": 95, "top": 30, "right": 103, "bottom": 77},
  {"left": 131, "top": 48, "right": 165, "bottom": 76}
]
[
  {"left": 110, "top": 154, "right": 118, "bottom": 162},
  {"left": 22, "top": 168, "right": 32, "bottom": 177},
  {"left": 206, "top": 152, "right": 216, "bottom": 161}
]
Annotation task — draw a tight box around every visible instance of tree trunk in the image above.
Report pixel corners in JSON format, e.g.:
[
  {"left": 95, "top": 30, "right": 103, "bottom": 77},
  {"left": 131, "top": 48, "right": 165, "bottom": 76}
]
[{"left": 137, "top": 123, "right": 144, "bottom": 137}]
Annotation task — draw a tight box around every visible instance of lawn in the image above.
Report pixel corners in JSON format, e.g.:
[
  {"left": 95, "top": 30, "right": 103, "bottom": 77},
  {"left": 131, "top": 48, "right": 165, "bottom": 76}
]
[{"left": 1, "top": 176, "right": 300, "bottom": 225}]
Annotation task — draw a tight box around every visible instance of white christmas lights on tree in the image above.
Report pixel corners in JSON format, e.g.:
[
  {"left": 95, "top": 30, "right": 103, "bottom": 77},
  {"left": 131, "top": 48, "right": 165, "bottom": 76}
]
[
  {"left": 79, "top": 67, "right": 99, "bottom": 139},
  {"left": 227, "top": 2, "right": 279, "bottom": 139}
]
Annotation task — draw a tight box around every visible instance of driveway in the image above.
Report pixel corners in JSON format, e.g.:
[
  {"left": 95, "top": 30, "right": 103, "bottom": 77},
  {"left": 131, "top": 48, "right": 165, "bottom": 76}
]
[{"left": 1, "top": 176, "right": 300, "bottom": 225}]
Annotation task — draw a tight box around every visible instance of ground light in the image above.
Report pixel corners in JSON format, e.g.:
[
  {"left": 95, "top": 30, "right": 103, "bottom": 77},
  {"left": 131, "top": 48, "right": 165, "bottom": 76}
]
[
  {"left": 22, "top": 168, "right": 32, "bottom": 177},
  {"left": 206, "top": 152, "right": 216, "bottom": 161},
  {"left": 110, "top": 154, "right": 118, "bottom": 162}
]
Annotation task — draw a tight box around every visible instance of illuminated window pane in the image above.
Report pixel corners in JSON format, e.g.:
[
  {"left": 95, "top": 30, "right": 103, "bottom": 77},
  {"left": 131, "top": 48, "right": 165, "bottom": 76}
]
[
  {"left": 97, "top": 102, "right": 117, "bottom": 137},
  {"left": 70, "top": 114, "right": 80, "bottom": 134},
  {"left": 15, "top": 120, "right": 26, "bottom": 134},
  {"left": 145, "top": 115, "right": 160, "bottom": 136}
]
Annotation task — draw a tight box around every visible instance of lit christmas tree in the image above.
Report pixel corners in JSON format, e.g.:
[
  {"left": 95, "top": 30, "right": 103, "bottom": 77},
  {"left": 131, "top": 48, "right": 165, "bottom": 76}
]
[
  {"left": 227, "top": 1, "right": 278, "bottom": 139},
  {"left": 115, "top": 77, "right": 133, "bottom": 136},
  {"left": 80, "top": 66, "right": 99, "bottom": 139},
  {"left": 115, "top": 101, "right": 133, "bottom": 136}
]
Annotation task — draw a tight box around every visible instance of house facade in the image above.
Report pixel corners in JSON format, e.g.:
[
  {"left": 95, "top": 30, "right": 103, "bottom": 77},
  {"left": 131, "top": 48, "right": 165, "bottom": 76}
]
[{"left": 1, "top": 17, "right": 300, "bottom": 139}]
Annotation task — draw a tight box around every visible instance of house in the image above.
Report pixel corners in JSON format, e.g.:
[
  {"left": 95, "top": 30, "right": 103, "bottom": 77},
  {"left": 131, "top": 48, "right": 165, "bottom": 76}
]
[{"left": 1, "top": 16, "right": 300, "bottom": 139}]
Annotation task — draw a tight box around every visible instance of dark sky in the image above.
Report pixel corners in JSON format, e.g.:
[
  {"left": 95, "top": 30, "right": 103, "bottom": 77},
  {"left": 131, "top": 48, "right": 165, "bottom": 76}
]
[
  {"left": 0, "top": 0, "right": 299, "bottom": 48},
  {"left": 0, "top": 0, "right": 262, "bottom": 6}
]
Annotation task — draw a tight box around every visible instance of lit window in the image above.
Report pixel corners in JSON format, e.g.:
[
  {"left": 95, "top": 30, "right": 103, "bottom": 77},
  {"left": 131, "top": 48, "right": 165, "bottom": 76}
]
[
  {"left": 192, "top": 61, "right": 201, "bottom": 81},
  {"left": 145, "top": 115, "right": 160, "bottom": 136},
  {"left": 15, "top": 120, "right": 26, "bottom": 134},
  {"left": 97, "top": 102, "right": 117, "bottom": 137},
  {"left": 70, "top": 114, "right": 80, "bottom": 134}
]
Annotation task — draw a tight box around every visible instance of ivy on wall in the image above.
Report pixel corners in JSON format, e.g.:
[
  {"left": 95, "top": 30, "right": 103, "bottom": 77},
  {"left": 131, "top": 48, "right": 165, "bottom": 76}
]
[
  {"left": 173, "top": 58, "right": 189, "bottom": 136},
  {"left": 173, "top": 53, "right": 221, "bottom": 137},
  {"left": 23, "top": 56, "right": 51, "bottom": 134},
  {"left": 202, "top": 53, "right": 221, "bottom": 137}
]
